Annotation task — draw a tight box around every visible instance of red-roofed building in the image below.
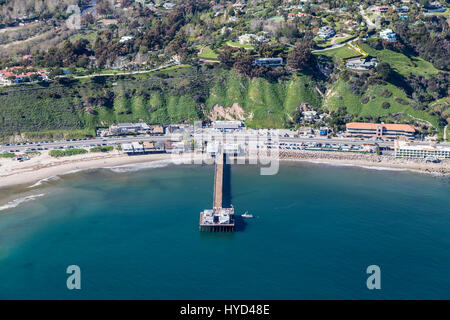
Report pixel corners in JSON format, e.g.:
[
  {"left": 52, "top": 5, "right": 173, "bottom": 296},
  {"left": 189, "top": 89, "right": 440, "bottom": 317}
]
[
  {"left": 346, "top": 122, "right": 415, "bottom": 138},
  {"left": 0, "top": 66, "right": 48, "bottom": 86}
]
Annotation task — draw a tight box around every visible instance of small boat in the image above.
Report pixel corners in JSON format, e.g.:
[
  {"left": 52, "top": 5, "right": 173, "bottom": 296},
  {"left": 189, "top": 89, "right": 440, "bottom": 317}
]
[{"left": 241, "top": 212, "right": 253, "bottom": 218}]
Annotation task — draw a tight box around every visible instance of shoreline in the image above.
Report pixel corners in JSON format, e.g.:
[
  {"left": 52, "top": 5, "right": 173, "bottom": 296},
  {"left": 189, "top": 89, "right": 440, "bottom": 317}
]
[
  {"left": 278, "top": 150, "right": 450, "bottom": 175},
  {"left": 1, "top": 150, "right": 449, "bottom": 190},
  {"left": 0, "top": 151, "right": 177, "bottom": 189}
]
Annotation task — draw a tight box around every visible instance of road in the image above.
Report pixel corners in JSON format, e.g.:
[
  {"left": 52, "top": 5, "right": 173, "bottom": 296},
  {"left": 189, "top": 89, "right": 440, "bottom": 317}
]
[
  {"left": 3, "top": 131, "right": 448, "bottom": 154},
  {"left": 312, "top": 37, "right": 359, "bottom": 53},
  {"left": 71, "top": 62, "right": 177, "bottom": 79},
  {"left": 359, "top": 5, "right": 377, "bottom": 30}
]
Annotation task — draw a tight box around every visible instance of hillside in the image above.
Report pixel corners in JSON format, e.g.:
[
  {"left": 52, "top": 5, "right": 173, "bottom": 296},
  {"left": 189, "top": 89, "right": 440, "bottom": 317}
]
[{"left": 0, "top": 67, "right": 323, "bottom": 142}]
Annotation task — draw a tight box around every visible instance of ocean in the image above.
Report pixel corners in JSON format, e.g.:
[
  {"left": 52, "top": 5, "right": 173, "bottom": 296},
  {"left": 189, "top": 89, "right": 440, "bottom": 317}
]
[{"left": 0, "top": 161, "right": 449, "bottom": 299}]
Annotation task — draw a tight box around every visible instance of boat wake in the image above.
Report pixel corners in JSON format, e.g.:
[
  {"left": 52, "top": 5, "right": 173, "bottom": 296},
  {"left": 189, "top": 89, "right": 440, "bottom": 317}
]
[{"left": 0, "top": 194, "right": 45, "bottom": 212}]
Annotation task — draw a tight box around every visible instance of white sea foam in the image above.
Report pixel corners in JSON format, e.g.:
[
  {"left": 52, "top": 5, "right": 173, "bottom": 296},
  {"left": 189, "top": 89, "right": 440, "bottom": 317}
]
[
  {"left": 28, "top": 176, "right": 61, "bottom": 188},
  {"left": 0, "top": 194, "right": 45, "bottom": 212},
  {"left": 282, "top": 158, "right": 444, "bottom": 175},
  {"left": 61, "top": 168, "right": 89, "bottom": 175},
  {"left": 105, "top": 159, "right": 174, "bottom": 173}
]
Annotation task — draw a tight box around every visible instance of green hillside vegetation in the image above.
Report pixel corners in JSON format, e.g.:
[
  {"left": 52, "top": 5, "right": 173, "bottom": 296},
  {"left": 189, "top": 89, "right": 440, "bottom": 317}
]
[
  {"left": 206, "top": 71, "right": 321, "bottom": 128},
  {"left": 324, "top": 79, "right": 441, "bottom": 130},
  {"left": 0, "top": 68, "right": 322, "bottom": 141},
  {"left": 198, "top": 46, "right": 219, "bottom": 60},
  {"left": 359, "top": 43, "right": 440, "bottom": 78}
]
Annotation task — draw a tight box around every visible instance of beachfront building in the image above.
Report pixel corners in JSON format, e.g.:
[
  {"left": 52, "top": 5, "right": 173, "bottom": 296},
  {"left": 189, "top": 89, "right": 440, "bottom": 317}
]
[
  {"left": 109, "top": 123, "right": 150, "bottom": 135},
  {"left": 121, "top": 141, "right": 163, "bottom": 154},
  {"left": 164, "top": 141, "right": 185, "bottom": 154},
  {"left": 394, "top": 141, "right": 450, "bottom": 159},
  {"left": 380, "top": 29, "right": 397, "bottom": 42},
  {"left": 346, "top": 122, "right": 416, "bottom": 139},
  {"left": 317, "top": 26, "right": 335, "bottom": 39},
  {"left": 206, "top": 141, "right": 243, "bottom": 156},
  {"left": 212, "top": 121, "right": 245, "bottom": 132},
  {"left": 148, "top": 125, "right": 165, "bottom": 135}
]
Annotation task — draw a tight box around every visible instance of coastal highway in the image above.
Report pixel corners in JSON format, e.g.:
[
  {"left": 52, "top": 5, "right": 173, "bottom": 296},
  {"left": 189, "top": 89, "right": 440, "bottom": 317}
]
[{"left": 2, "top": 133, "right": 447, "bottom": 154}]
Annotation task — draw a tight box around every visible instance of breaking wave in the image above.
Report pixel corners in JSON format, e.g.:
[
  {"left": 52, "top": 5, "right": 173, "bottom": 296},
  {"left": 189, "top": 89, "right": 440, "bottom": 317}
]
[
  {"left": 0, "top": 194, "right": 46, "bottom": 212},
  {"left": 28, "top": 176, "right": 61, "bottom": 188}
]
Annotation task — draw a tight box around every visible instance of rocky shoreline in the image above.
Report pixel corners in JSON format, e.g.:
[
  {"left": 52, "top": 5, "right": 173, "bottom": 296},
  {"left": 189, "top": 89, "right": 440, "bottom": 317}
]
[{"left": 279, "top": 150, "right": 450, "bottom": 175}]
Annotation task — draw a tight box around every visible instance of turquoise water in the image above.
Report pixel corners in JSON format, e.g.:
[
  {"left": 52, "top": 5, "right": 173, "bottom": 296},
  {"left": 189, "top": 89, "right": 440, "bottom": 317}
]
[{"left": 0, "top": 162, "right": 449, "bottom": 299}]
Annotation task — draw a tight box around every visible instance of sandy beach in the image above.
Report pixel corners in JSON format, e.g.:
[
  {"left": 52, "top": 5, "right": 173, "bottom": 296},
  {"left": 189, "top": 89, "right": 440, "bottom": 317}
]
[
  {"left": 0, "top": 150, "right": 177, "bottom": 188},
  {"left": 1, "top": 149, "right": 449, "bottom": 189}
]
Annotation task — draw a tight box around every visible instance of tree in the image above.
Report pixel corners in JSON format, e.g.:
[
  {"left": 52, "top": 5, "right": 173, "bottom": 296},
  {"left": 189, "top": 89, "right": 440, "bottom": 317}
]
[
  {"left": 233, "top": 52, "right": 264, "bottom": 78},
  {"left": 287, "top": 39, "right": 314, "bottom": 72},
  {"left": 376, "top": 62, "right": 393, "bottom": 81},
  {"left": 233, "top": 52, "right": 254, "bottom": 77},
  {"left": 218, "top": 46, "right": 236, "bottom": 69}
]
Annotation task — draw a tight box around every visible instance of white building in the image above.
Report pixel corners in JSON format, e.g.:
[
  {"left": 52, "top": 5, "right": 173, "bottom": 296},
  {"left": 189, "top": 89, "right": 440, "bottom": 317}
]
[
  {"left": 317, "top": 26, "right": 335, "bottom": 39},
  {"left": 346, "top": 57, "right": 378, "bottom": 70},
  {"left": 302, "top": 110, "right": 317, "bottom": 121},
  {"left": 394, "top": 141, "right": 450, "bottom": 159},
  {"left": 212, "top": 120, "right": 245, "bottom": 131},
  {"left": 109, "top": 123, "right": 150, "bottom": 134},
  {"left": 162, "top": 2, "right": 176, "bottom": 10},
  {"left": 122, "top": 143, "right": 134, "bottom": 153},
  {"left": 238, "top": 34, "right": 268, "bottom": 45},
  {"left": 132, "top": 142, "right": 144, "bottom": 153},
  {"left": 119, "top": 36, "right": 134, "bottom": 43},
  {"left": 380, "top": 29, "right": 397, "bottom": 42},
  {"left": 121, "top": 142, "right": 145, "bottom": 153}
]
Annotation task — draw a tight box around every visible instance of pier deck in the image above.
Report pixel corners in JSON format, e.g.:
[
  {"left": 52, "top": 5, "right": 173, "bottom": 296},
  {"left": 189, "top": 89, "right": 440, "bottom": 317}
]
[
  {"left": 213, "top": 160, "right": 223, "bottom": 209},
  {"left": 199, "top": 150, "right": 235, "bottom": 232}
]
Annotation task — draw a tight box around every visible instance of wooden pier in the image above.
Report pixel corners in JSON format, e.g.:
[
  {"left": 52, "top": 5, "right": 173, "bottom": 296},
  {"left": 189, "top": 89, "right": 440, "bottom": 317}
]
[
  {"left": 213, "top": 156, "right": 223, "bottom": 209},
  {"left": 199, "top": 150, "right": 235, "bottom": 232}
]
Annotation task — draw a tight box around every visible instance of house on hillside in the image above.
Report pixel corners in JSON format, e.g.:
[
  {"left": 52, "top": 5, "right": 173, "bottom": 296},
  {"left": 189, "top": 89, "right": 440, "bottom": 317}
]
[
  {"left": 345, "top": 57, "right": 378, "bottom": 71},
  {"left": 317, "top": 26, "right": 335, "bottom": 39},
  {"left": 238, "top": 34, "right": 268, "bottom": 45},
  {"left": 380, "top": 29, "right": 397, "bottom": 42},
  {"left": 254, "top": 58, "right": 284, "bottom": 67}
]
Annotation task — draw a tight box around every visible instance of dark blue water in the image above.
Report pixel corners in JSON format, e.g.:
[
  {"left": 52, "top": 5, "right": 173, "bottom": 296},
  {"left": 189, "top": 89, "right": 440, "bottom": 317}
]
[{"left": 0, "top": 162, "right": 449, "bottom": 299}]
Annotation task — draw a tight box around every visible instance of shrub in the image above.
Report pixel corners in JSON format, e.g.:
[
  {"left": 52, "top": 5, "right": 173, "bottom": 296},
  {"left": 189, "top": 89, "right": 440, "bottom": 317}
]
[
  {"left": 50, "top": 148, "right": 88, "bottom": 157},
  {"left": 0, "top": 153, "right": 15, "bottom": 158},
  {"left": 361, "top": 96, "right": 370, "bottom": 104},
  {"left": 395, "top": 97, "right": 409, "bottom": 105},
  {"left": 380, "top": 89, "right": 392, "bottom": 98},
  {"left": 381, "top": 102, "right": 391, "bottom": 109},
  {"left": 90, "top": 146, "right": 114, "bottom": 152}
]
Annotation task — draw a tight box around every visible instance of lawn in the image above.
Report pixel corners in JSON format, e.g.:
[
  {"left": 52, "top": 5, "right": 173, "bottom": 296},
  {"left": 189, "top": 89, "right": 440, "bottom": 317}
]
[
  {"left": 315, "top": 45, "right": 362, "bottom": 62},
  {"left": 225, "top": 41, "right": 254, "bottom": 50},
  {"left": 359, "top": 43, "right": 441, "bottom": 78},
  {"left": 198, "top": 46, "right": 219, "bottom": 60}
]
